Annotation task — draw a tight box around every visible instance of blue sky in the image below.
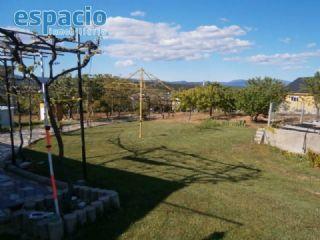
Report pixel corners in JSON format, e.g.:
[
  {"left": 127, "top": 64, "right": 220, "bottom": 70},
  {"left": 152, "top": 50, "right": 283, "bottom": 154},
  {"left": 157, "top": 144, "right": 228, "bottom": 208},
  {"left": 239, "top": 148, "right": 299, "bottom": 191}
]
[{"left": 1, "top": 0, "right": 320, "bottom": 82}]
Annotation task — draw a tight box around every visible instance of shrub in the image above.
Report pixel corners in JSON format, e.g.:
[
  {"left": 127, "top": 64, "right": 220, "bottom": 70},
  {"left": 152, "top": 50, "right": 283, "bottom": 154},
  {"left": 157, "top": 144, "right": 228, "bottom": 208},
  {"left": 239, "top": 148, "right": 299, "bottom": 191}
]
[
  {"left": 198, "top": 119, "right": 221, "bottom": 130},
  {"left": 306, "top": 149, "right": 320, "bottom": 168},
  {"left": 198, "top": 119, "right": 246, "bottom": 130}
]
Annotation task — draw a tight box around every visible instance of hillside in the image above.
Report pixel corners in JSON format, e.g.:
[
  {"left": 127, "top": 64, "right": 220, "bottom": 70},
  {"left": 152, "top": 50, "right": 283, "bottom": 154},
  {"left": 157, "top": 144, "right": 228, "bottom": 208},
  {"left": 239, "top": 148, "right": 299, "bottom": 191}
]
[{"left": 287, "top": 77, "right": 309, "bottom": 92}]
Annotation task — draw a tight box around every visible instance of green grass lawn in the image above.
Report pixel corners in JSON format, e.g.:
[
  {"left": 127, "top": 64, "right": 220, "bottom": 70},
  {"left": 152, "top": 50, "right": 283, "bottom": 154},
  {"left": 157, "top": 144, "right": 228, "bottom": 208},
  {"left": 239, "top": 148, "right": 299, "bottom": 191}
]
[{"left": 23, "top": 121, "right": 320, "bottom": 240}]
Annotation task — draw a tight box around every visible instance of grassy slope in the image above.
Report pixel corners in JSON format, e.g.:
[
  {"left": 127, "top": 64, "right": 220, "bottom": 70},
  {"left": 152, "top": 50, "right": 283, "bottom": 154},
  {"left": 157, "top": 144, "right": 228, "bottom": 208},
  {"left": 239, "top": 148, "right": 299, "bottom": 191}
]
[{"left": 23, "top": 121, "right": 320, "bottom": 240}]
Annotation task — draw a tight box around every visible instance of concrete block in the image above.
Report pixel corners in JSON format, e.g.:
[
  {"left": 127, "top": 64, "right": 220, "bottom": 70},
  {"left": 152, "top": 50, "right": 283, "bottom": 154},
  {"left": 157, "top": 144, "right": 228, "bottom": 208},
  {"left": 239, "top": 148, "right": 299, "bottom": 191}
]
[
  {"left": 22, "top": 214, "right": 33, "bottom": 235},
  {"left": 21, "top": 186, "right": 35, "bottom": 197},
  {"left": 63, "top": 212, "right": 77, "bottom": 235},
  {"left": 24, "top": 200, "right": 36, "bottom": 210},
  {"left": 35, "top": 219, "right": 49, "bottom": 240},
  {"left": 91, "top": 200, "right": 103, "bottom": 216},
  {"left": 44, "top": 195, "right": 53, "bottom": 210},
  {"left": 35, "top": 196, "right": 46, "bottom": 210},
  {"left": 78, "top": 186, "right": 87, "bottom": 199},
  {"left": 85, "top": 205, "right": 96, "bottom": 223},
  {"left": 62, "top": 188, "right": 69, "bottom": 200},
  {"left": 104, "top": 190, "right": 120, "bottom": 209},
  {"left": 78, "top": 201, "right": 86, "bottom": 209},
  {"left": 83, "top": 187, "right": 92, "bottom": 202},
  {"left": 74, "top": 208, "right": 87, "bottom": 226},
  {"left": 11, "top": 209, "right": 25, "bottom": 232},
  {"left": 0, "top": 181, "right": 14, "bottom": 192},
  {"left": 0, "top": 208, "right": 11, "bottom": 224},
  {"left": 72, "top": 186, "right": 80, "bottom": 196},
  {"left": 99, "top": 196, "right": 111, "bottom": 211},
  {"left": 90, "top": 188, "right": 100, "bottom": 201},
  {"left": 48, "top": 218, "right": 64, "bottom": 240}
]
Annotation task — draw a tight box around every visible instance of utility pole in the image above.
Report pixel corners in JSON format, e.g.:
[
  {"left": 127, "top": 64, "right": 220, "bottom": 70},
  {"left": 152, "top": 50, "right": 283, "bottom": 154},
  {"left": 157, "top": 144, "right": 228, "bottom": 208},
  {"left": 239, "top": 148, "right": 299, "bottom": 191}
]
[
  {"left": 40, "top": 53, "right": 60, "bottom": 216},
  {"left": 139, "top": 68, "right": 143, "bottom": 138}
]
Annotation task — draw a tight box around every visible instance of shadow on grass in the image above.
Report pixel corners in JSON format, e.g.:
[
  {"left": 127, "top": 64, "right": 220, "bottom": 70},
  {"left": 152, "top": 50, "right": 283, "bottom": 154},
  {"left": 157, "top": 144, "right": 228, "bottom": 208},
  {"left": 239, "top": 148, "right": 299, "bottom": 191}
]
[
  {"left": 203, "top": 231, "right": 226, "bottom": 240},
  {"left": 23, "top": 148, "right": 185, "bottom": 240},
  {"left": 21, "top": 134, "right": 261, "bottom": 239},
  {"left": 106, "top": 135, "right": 261, "bottom": 185}
]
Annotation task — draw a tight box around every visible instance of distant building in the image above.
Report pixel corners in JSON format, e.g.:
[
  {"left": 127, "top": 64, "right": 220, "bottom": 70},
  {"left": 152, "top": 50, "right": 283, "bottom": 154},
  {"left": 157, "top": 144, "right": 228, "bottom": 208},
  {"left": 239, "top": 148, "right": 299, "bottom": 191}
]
[{"left": 279, "top": 93, "right": 317, "bottom": 114}]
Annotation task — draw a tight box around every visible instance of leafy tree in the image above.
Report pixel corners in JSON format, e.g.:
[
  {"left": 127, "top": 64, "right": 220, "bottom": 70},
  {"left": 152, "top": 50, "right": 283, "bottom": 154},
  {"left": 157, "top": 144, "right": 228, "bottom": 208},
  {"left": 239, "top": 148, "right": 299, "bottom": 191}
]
[
  {"left": 304, "top": 72, "right": 320, "bottom": 119},
  {"left": 196, "top": 83, "right": 222, "bottom": 116},
  {"left": 219, "top": 86, "right": 237, "bottom": 115},
  {"left": 176, "top": 88, "right": 198, "bottom": 120},
  {"left": 237, "top": 77, "right": 287, "bottom": 121},
  {"left": 83, "top": 74, "right": 106, "bottom": 122},
  {"left": 50, "top": 74, "right": 78, "bottom": 120}
]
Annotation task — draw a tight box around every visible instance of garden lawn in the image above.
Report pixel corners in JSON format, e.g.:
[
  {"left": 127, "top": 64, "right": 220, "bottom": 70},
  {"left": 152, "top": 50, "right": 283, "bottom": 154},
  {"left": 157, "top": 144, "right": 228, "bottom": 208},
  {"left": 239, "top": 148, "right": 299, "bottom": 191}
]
[{"left": 23, "top": 121, "right": 320, "bottom": 240}]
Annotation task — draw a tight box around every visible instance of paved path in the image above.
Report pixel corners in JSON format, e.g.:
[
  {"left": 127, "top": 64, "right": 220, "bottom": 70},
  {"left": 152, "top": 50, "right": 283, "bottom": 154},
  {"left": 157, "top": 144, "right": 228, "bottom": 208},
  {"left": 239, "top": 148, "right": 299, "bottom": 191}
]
[{"left": 0, "top": 121, "right": 113, "bottom": 165}]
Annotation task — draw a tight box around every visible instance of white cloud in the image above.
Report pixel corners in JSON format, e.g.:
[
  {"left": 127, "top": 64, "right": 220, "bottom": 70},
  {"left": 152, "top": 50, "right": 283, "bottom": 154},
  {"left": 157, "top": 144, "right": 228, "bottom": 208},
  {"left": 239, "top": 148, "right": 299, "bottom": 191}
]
[
  {"left": 307, "top": 42, "right": 317, "bottom": 48},
  {"left": 101, "top": 17, "right": 252, "bottom": 61},
  {"left": 224, "top": 50, "right": 320, "bottom": 70},
  {"left": 219, "top": 17, "right": 229, "bottom": 22},
  {"left": 115, "top": 59, "right": 135, "bottom": 67},
  {"left": 279, "top": 37, "right": 291, "bottom": 44},
  {"left": 130, "top": 11, "right": 146, "bottom": 17}
]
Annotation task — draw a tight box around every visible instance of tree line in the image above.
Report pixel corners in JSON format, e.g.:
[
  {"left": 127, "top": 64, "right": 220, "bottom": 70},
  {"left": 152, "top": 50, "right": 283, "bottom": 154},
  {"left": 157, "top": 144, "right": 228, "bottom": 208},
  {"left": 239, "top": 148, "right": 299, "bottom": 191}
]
[{"left": 175, "top": 77, "right": 288, "bottom": 121}]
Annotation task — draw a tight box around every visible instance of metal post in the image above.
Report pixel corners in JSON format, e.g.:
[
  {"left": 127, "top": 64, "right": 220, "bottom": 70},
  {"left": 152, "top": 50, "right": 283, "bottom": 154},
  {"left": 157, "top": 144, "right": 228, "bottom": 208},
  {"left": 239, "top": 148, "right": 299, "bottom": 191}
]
[
  {"left": 3, "top": 58, "right": 15, "bottom": 165},
  {"left": 300, "top": 101, "right": 305, "bottom": 124},
  {"left": 40, "top": 53, "right": 60, "bottom": 216},
  {"left": 139, "top": 68, "right": 143, "bottom": 138},
  {"left": 267, "top": 102, "right": 273, "bottom": 127},
  {"left": 77, "top": 33, "right": 87, "bottom": 180}
]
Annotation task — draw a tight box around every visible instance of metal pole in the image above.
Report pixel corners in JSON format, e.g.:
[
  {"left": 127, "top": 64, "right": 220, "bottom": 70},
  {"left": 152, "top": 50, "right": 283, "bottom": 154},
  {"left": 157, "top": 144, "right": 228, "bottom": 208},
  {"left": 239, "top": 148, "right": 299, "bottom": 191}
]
[
  {"left": 40, "top": 53, "right": 60, "bottom": 216},
  {"left": 300, "top": 101, "right": 305, "bottom": 124},
  {"left": 3, "top": 58, "right": 15, "bottom": 165},
  {"left": 77, "top": 33, "right": 87, "bottom": 181},
  {"left": 267, "top": 102, "right": 273, "bottom": 127},
  {"left": 139, "top": 68, "right": 143, "bottom": 138}
]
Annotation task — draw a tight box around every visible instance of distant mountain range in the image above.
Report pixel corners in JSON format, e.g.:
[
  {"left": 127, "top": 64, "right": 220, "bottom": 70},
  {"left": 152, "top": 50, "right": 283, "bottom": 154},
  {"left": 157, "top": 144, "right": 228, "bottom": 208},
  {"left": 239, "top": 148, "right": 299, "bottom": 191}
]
[
  {"left": 164, "top": 79, "right": 291, "bottom": 89},
  {"left": 220, "top": 79, "right": 248, "bottom": 87}
]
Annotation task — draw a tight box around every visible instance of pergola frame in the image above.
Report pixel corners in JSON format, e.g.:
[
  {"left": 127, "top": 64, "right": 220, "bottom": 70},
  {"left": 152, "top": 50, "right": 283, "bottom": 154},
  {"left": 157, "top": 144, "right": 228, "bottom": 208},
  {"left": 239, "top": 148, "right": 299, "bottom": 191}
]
[{"left": 0, "top": 27, "right": 100, "bottom": 181}]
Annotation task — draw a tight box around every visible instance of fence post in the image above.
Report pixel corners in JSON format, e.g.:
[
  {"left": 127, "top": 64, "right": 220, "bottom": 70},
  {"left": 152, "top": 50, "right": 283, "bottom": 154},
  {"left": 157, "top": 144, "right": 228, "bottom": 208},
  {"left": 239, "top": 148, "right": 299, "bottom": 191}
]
[
  {"left": 267, "top": 102, "right": 273, "bottom": 127},
  {"left": 300, "top": 101, "right": 304, "bottom": 124}
]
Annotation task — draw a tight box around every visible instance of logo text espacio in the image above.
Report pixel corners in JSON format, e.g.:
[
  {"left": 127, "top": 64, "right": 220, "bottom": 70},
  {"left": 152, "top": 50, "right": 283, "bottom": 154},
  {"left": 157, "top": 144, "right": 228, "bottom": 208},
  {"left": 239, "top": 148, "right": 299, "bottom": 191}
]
[{"left": 14, "top": 6, "right": 107, "bottom": 35}]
